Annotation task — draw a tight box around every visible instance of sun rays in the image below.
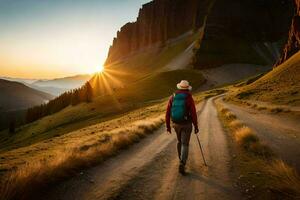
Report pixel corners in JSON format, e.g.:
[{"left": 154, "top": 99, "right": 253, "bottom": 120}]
[{"left": 90, "top": 67, "right": 132, "bottom": 110}]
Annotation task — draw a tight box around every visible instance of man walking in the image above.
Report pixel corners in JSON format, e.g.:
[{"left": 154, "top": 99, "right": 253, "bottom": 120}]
[{"left": 166, "top": 80, "right": 199, "bottom": 174}]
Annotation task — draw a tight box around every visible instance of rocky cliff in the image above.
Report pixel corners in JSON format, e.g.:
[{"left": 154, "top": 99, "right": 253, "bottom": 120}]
[
  {"left": 105, "top": 0, "right": 209, "bottom": 65},
  {"left": 277, "top": 0, "right": 300, "bottom": 65},
  {"left": 105, "top": 0, "right": 293, "bottom": 67},
  {"left": 193, "top": 0, "right": 293, "bottom": 68}
]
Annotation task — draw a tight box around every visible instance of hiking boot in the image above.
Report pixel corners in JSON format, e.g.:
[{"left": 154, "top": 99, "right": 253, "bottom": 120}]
[{"left": 179, "top": 162, "right": 185, "bottom": 175}]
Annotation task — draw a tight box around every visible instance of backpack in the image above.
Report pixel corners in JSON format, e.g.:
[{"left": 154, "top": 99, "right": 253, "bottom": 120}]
[{"left": 171, "top": 93, "right": 189, "bottom": 123}]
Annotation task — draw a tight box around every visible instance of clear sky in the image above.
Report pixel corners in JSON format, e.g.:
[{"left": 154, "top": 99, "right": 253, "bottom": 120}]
[{"left": 0, "top": 0, "right": 150, "bottom": 79}]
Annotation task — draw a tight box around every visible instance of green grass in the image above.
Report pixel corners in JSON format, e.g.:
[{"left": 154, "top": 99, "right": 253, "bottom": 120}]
[{"left": 117, "top": 69, "right": 205, "bottom": 102}]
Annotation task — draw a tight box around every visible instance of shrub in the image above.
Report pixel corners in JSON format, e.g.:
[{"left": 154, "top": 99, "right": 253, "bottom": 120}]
[
  {"left": 229, "top": 120, "right": 244, "bottom": 130},
  {"left": 268, "top": 160, "right": 300, "bottom": 198},
  {"left": 225, "top": 112, "right": 237, "bottom": 120},
  {"left": 234, "top": 127, "right": 259, "bottom": 149}
]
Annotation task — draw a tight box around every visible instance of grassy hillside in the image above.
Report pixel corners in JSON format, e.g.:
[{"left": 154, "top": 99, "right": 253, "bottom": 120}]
[
  {"left": 0, "top": 31, "right": 201, "bottom": 149},
  {"left": 0, "top": 33, "right": 206, "bottom": 197},
  {"left": 233, "top": 51, "right": 300, "bottom": 106},
  {"left": 0, "top": 87, "right": 221, "bottom": 200},
  {"left": 0, "top": 69, "right": 204, "bottom": 152}
]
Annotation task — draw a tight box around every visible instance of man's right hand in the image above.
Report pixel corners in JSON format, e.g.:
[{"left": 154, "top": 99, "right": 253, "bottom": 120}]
[{"left": 194, "top": 127, "right": 199, "bottom": 134}]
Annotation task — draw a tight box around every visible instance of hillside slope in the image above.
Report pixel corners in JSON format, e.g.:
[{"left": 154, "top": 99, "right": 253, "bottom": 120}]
[
  {"left": 0, "top": 69, "right": 205, "bottom": 150},
  {"left": 233, "top": 51, "right": 300, "bottom": 106},
  {"left": 0, "top": 79, "right": 54, "bottom": 112}
]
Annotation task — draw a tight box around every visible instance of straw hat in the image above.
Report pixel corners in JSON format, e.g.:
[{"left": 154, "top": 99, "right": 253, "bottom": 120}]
[{"left": 177, "top": 80, "right": 192, "bottom": 90}]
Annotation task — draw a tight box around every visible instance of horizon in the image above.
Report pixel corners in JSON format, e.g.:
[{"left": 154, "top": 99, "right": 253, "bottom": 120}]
[{"left": 0, "top": 0, "right": 150, "bottom": 79}]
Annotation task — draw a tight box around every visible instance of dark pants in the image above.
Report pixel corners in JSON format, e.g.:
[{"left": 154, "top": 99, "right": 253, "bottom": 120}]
[{"left": 173, "top": 123, "right": 192, "bottom": 165}]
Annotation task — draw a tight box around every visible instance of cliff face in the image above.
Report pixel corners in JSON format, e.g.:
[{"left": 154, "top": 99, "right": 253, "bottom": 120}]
[
  {"left": 193, "top": 0, "right": 293, "bottom": 68},
  {"left": 105, "top": 0, "right": 293, "bottom": 67},
  {"left": 105, "top": 0, "right": 209, "bottom": 65},
  {"left": 277, "top": 0, "right": 300, "bottom": 65},
  {"left": 203, "top": 0, "right": 292, "bottom": 41}
]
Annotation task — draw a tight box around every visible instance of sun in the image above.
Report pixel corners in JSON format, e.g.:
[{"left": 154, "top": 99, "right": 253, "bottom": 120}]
[
  {"left": 99, "top": 65, "right": 105, "bottom": 73},
  {"left": 85, "top": 65, "right": 105, "bottom": 75}
]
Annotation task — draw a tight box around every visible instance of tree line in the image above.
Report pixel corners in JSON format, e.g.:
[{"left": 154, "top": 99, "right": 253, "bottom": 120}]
[{"left": 25, "top": 81, "right": 93, "bottom": 123}]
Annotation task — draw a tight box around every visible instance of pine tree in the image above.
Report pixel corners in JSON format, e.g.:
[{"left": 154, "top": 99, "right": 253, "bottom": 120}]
[{"left": 85, "top": 82, "right": 93, "bottom": 102}]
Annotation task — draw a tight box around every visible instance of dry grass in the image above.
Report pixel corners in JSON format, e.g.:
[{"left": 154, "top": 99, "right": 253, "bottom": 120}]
[
  {"left": 228, "top": 120, "right": 244, "bottom": 129},
  {"left": 0, "top": 116, "right": 164, "bottom": 200},
  {"left": 216, "top": 102, "right": 269, "bottom": 156},
  {"left": 234, "top": 127, "right": 259, "bottom": 148},
  {"left": 220, "top": 107, "right": 230, "bottom": 114},
  {"left": 268, "top": 160, "right": 300, "bottom": 198},
  {"left": 230, "top": 51, "right": 300, "bottom": 106},
  {"left": 224, "top": 98, "right": 292, "bottom": 115},
  {"left": 224, "top": 112, "right": 237, "bottom": 120},
  {"left": 216, "top": 101, "right": 300, "bottom": 198}
]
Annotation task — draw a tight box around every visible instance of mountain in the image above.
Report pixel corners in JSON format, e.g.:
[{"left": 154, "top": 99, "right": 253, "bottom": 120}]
[
  {"left": 276, "top": 0, "right": 300, "bottom": 65},
  {"left": 105, "top": 0, "right": 205, "bottom": 65},
  {"left": 32, "top": 74, "right": 92, "bottom": 89},
  {"left": 1, "top": 74, "right": 92, "bottom": 97},
  {"left": 31, "top": 74, "right": 92, "bottom": 96},
  {"left": 0, "top": 79, "right": 54, "bottom": 112},
  {"left": 27, "top": 85, "right": 68, "bottom": 97},
  {"left": 0, "top": 77, "right": 37, "bottom": 84},
  {"left": 105, "top": 0, "right": 293, "bottom": 68},
  {"left": 193, "top": 0, "right": 293, "bottom": 68}
]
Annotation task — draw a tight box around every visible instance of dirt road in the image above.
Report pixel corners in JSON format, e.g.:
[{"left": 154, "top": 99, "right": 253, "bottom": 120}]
[
  {"left": 221, "top": 100, "right": 300, "bottom": 172},
  {"left": 41, "top": 98, "right": 239, "bottom": 200}
]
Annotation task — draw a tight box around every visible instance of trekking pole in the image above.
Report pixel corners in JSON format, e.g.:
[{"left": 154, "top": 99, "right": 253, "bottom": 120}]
[{"left": 196, "top": 134, "right": 207, "bottom": 166}]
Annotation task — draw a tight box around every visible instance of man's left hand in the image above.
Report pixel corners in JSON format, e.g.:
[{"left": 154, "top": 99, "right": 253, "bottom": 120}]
[{"left": 194, "top": 127, "right": 199, "bottom": 134}]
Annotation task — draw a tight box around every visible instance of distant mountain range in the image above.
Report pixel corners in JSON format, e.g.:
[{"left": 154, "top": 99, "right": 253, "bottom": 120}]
[
  {"left": 0, "top": 74, "right": 93, "bottom": 96},
  {"left": 0, "top": 79, "right": 54, "bottom": 112},
  {"left": 32, "top": 74, "right": 92, "bottom": 89},
  {"left": 0, "top": 77, "right": 38, "bottom": 84}
]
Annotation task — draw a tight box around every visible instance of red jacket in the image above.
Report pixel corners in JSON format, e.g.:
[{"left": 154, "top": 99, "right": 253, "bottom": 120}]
[{"left": 165, "top": 90, "right": 198, "bottom": 130}]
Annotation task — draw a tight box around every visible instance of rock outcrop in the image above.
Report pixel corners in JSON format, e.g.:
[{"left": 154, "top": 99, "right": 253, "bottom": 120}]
[
  {"left": 105, "top": 0, "right": 294, "bottom": 67},
  {"left": 105, "top": 0, "right": 209, "bottom": 65},
  {"left": 193, "top": 0, "right": 293, "bottom": 68},
  {"left": 277, "top": 0, "right": 300, "bottom": 65}
]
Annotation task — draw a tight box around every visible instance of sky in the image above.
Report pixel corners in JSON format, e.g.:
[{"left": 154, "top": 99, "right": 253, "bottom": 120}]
[{"left": 0, "top": 0, "right": 150, "bottom": 79}]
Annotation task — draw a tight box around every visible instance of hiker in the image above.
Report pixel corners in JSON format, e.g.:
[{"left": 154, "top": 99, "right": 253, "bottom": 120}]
[{"left": 166, "top": 80, "right": 199, "bottom": 174}]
